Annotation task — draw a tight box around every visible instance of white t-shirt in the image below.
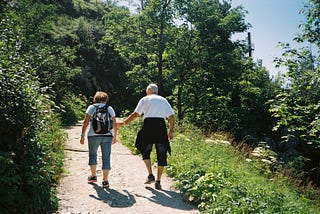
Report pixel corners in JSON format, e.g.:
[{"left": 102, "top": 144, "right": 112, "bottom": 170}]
[
  {"left": 85, "top": 103, "right": 116, "bottom": 136},
  {"left": 134, "top": 94, "right": 174, "bottom": 119}
]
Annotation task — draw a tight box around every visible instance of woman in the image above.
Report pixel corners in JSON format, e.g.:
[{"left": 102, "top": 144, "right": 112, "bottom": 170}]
[{"left": 80, "top": 91, "right": 117, "bottom": 188}]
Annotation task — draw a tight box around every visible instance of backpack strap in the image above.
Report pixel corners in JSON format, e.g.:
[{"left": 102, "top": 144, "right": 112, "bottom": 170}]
[{"left": 93, "top": 103, "right": 99, "bottom": 109}]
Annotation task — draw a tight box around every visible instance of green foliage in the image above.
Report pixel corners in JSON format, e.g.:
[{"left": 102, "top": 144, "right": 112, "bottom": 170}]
[
  {"left": 230, "top": 61, "right": 277, "bottom": 139},
  {"left": 2, "top": 0, "right": 320, "bottom": 211},
  {"left": 300, "top": 0, "right": 320, "bottom": 46},
  {"left": 0, "top": 16, "right": 40, "bottom": 148},
  {"left": 266, "top": 0, "right": 320, "bottom": 186},
  {"left": 0, "top": 114, "right": 66, "bottom": 213},
  {"left": 49, "top": 2, "right": 131, "bottom": 108},
  {"left": 118, "top": 121, "right": 319, "bottom": 213},
  {"left": 270, "top": 0, "right": 320, "bottom": 171},
  {"left": 270, "top": 46, "right": 320, "bottom": 185},
  {"left": 271, "top": 46, "right": 320, "bottom": 148},
  {"left": 271, "top": 0, "right": 320, "bottom": 148},
  {"left": 58, "top": 94, "right": 87, "bottom": 126},
  {"left": 31, "top": 45, "right": 81, "bottom": 104},
  {"left": 104, "top": 0, "right": 274, "bottom": 141},
  {"left": 0, "top": 12, "right": 65, "bottom": 213},
  {"left": 103, "top": 0, "right": 174, "bottom": 96}
]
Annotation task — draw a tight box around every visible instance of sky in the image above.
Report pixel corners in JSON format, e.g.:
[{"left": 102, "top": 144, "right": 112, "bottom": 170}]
[{"left": 231, "top": 0, "right": 309, "bottom": 76}]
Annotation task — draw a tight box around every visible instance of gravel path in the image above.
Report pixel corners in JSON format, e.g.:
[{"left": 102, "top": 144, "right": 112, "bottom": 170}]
[{"left": 56, "top": 123, "right": 199, "bottom": 214}]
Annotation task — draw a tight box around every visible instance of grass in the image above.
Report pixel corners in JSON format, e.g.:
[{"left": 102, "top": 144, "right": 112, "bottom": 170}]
[{"left": 118, "top": 120, "right": 320, "bottom": 213}]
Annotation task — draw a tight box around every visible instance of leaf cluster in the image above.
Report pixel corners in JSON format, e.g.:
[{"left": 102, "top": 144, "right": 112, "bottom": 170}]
[{"left": 0, "top": 7, "right": 65, "bottom": 213}]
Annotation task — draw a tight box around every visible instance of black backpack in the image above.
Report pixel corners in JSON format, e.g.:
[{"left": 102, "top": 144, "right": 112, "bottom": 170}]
[{"left": 91, "top": 104, "right": 113, "bottom": 134}]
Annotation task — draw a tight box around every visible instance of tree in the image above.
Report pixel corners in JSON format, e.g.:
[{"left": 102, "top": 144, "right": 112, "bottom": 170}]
[
  {"left": 300, "top": 0, "right": 320, "bottom": 46},
  {"left": 271, "top": 0, "right": 320, "bottom": 149},
  {"left": 46, "top": 1, "right": 130, "bottom": 109},
  {"left": 170, "top": 0, "right": 250, "bottom": 131},
  {"left": 271, "top": 45, "right": 319, "bottom": 147},
  {"left": 104, "top": 0, "right": 176, "bottom": 96},
  {"left": 269, "top": 0, "right": 320, "bottom": 185}
]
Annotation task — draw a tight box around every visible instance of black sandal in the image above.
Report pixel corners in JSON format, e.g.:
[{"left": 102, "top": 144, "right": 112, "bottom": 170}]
[
  {"left": 88, "top": 175, "right": 97, "bottom": 183},
  {"left": 155, "top": 180, "right": 161, "bottom": 190},
  {"left": 102, "top": 180, "right": 109, "bottom": 188}
]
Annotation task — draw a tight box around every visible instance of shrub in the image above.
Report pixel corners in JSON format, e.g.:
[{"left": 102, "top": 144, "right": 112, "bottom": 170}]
[
  {"left": 0, "top": 17, "right": 65, "bottom": 213},
  {"left": 58, "top": 94, "right": 87, "bottom": 126}
]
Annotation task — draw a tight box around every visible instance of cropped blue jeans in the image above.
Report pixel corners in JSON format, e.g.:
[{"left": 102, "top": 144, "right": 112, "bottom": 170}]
[{"left": 87, "top": 136, "right": 112, "bottom": 170}]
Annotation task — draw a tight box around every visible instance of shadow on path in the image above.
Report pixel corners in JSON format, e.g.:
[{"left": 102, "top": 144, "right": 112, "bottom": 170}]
[
  {"left": 89, "top": 184, "right": 136, "bottom": 208},
  {"left": 135, "top": 186, "right": 196, "bottom": 211}
]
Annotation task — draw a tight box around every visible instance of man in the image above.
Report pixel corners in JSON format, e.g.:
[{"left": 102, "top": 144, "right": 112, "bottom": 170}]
[{"left": 120, "top": 83, "right": 174, "bottom": 190}]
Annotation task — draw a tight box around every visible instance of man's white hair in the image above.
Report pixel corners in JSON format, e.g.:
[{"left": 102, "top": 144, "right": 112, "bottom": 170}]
[{"left": 147, "top": 83, "right": 158, "bottom": 94}]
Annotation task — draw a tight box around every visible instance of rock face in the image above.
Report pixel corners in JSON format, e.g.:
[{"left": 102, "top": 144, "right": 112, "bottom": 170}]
[
  {"left": 81, "top": 67, "right": 116, "bottom": 95},
  {"left": 82, "top": 68, "right": 99, "bottom": 94}
]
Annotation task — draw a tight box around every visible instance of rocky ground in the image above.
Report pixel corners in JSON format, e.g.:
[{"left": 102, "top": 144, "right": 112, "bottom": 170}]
[{"left": 56, "top": 123, "right": 199, "bottom": 214}]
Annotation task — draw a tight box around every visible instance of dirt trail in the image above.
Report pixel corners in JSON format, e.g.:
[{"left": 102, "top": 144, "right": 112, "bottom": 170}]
[{"left": 56, "top": 123, "right": 199, "bottom": 214}]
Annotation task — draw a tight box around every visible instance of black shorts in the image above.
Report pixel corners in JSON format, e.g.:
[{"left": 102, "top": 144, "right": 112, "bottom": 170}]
[{"left": 142, "top": 143, "right": 167, "bottom": 166}]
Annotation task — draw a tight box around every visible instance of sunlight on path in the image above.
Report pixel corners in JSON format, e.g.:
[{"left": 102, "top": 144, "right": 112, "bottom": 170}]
[{"left": 56, "top": 124, "right": 199, "bottom": 214}]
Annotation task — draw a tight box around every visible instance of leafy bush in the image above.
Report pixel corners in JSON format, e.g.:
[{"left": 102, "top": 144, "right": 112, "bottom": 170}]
[
  {"left": 58, "top": 94, "right": 87, "bottom": 126},
  {"left": 0, "top": 17, "right": 65, "bottom": 213}
]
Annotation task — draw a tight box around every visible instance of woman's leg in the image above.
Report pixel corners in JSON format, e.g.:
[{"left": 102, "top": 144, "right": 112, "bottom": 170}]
[
  {"left": 90, "top": 165, "right": 97, "bottom": 177},
  {"left": 88, "top": 136, "right": 101, "bottom": 177},
  {"left": 100, "top": 137, "right": 112, "bottom": 181}
]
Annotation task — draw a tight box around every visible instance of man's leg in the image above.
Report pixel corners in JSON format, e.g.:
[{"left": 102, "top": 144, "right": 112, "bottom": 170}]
[
  {"left": 142, "top": 144, "right": 155, "bottom": 183},
  {"left": 157, "top": 166, "right": 164, "bottom": 181},
  {"left": 143, "top": 159, "right": 156, "bottom": 183},
  {"left": 154, "top": 143, "right": 167, "bottom": 189},
  {"left": 143, "top": 159, "right": 153, "bottom": 175}
]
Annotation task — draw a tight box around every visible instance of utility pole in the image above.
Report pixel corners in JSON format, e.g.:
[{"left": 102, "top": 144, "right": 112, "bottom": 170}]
[{"left": 247, "top": 32, "right": 254, "bottom": 57}]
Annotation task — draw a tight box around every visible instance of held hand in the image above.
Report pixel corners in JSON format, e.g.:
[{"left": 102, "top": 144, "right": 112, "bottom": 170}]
[
  {"left": 116, "top": 121, "right": 125, "bottom": 128},
  {"left": 116, "top": 118, "right": 126, "bottom": 128}
]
